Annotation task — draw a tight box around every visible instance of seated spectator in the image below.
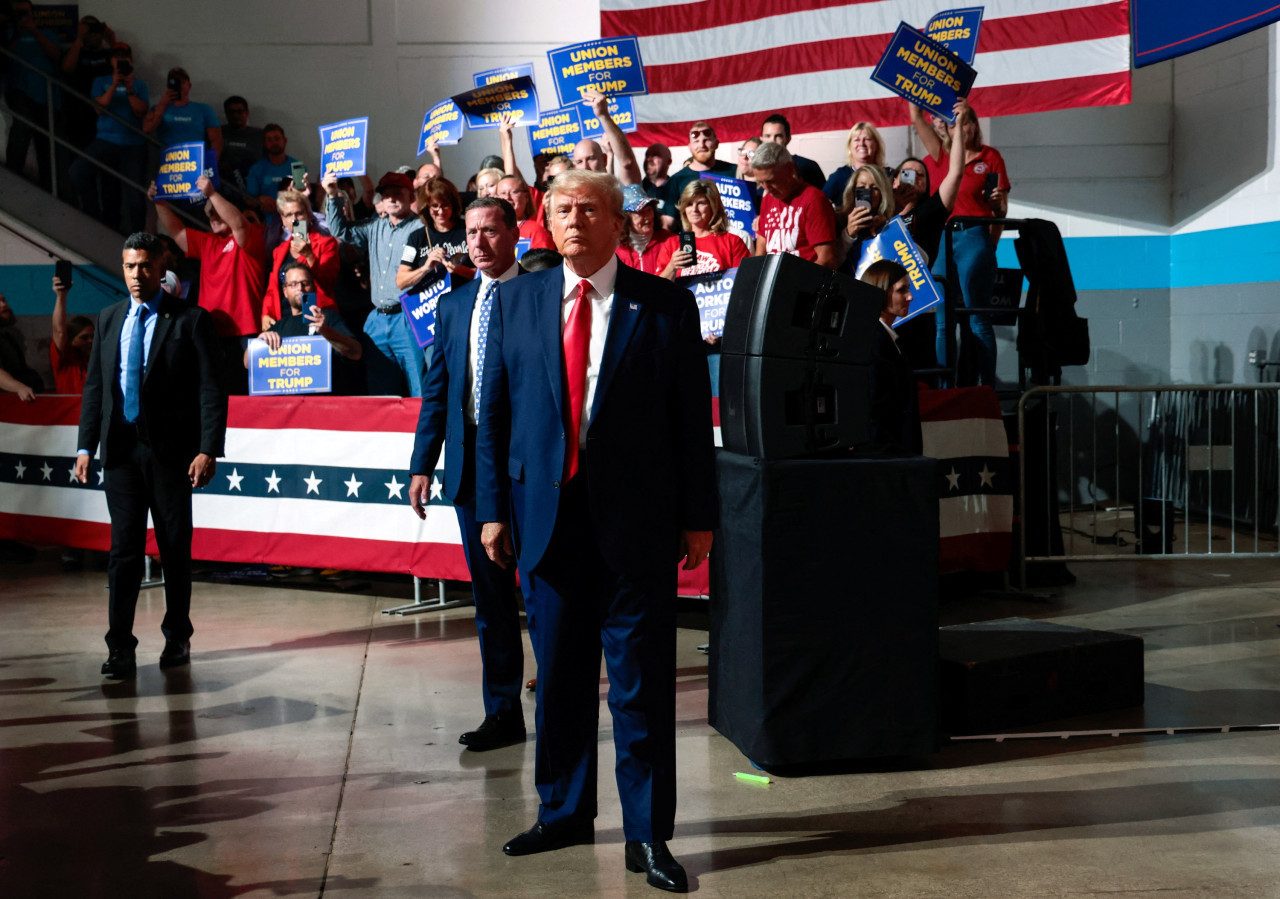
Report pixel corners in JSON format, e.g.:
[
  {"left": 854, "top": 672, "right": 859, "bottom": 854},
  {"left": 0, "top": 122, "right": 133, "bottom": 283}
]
[
  {"left": 836, "top": 164, "right": 896, "bottom": 274},
  {"left": 50, "top": 270, "right": 93, "bottom": 394},
  {"left": 659, "top": 180, "right": 750, "bottom": 279},
  {"left": 495, "top": 175, "right": 553, "bottom": 251},
  {"left": 662, "top": 121, "right": 736, "bottom": 210},
  {"left": 60, "top": 15, "right": 116, "bottom": 153},
  {"left": 859, "top": 259, "right": 922, "bottom": 454},
  {"left": 518, "top": 247, "right": 562, "bottom": 272},
  {"left": 824, "top": 122, "right": 885, "bottom": 206},
  {"left": 70, "top": 43, "right": 148, "bottom": 234},
  {"left": 751, "top": 142, "right": 838, "bottom": 269},
  {"left": 152, "top": 175, "right": 268, "bottom": 394},
  {"left": 3, "top": 0, "right": 62, "bottom": 192},
  {"left": 220, "top": 95, "right": 262, "bottom": 191},
  {"left": 246, "top": 259, "right": 362, "bottom": 375},
  {"left": 615, "top": 184, "right": 674, "bottom": 275},
  {"left": 262, "top": 189, "right": 340, "bottom": 329},
  {"left": 0, "top": 292, "right": 42, "bottom": 400},
  {"left": 143, "top": 67, "right": 222, "bottom": 156},
  {"left": 246, "top": 124, "right": 300, "bottom": 215},
  {"left": 760, "top": 113, "right": 824, "bottom": 191},
  {"left": 399, "top": 178, "right": 473, "bottom": 293}
]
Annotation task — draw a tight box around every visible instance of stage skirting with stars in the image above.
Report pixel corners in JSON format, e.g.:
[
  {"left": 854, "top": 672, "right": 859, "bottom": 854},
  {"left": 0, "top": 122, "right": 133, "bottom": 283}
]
[{"left": 0, "top": 388, "right": 1009, "bottom": 581}]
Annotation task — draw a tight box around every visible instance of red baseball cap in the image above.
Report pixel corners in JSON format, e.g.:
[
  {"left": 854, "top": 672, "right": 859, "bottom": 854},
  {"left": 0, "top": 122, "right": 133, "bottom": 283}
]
[{"left": 375, "top": 171, "right": 413, "bottom": 193}]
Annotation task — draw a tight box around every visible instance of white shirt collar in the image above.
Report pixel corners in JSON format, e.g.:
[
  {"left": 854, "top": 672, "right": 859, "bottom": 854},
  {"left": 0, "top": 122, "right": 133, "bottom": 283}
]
[
  {"left": 479, "top": 259, "right": 520, "bottom": 289},
  {"left": 561, "top": 255, "right": 618, "bottom": 300}
]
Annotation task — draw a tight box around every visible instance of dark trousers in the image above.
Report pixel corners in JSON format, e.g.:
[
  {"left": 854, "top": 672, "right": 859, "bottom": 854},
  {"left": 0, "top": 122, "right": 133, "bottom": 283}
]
[
  {"left": 453, "top": 452, "right": 523, "bottom": 717},
  {"left": 522, "top": 460, "right": 677, "bottom": 842},
  {"left": 4, "top": 91, "right": 52, "bottom": 191},
  {"left": 69, "top": 138, "right": 146, "bottom": 234},
  {"left": 102, "top": 425, "right": 195, "bottom": 652}
]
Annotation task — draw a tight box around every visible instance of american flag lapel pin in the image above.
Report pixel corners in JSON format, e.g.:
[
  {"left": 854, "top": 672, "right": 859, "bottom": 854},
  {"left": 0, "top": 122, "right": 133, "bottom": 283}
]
[{"left": 629, "top": 302, "right": 639, "bottom": 310}]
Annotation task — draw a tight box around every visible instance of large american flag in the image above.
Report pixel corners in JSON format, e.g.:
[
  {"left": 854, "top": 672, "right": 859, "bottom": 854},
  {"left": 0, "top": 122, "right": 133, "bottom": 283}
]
[{"left": 604, "top": 0, "right": 1132, "bottom": 145}]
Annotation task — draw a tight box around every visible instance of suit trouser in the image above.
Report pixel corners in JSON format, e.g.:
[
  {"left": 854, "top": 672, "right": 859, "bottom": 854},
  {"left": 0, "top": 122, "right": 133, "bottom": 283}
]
[
  {"left": 102, "top": 425, "right": 195, "bottom": 652},
  {"left": 453, "top": 469, "right": 523, "bottom": 717},
  {"left": 521, "top": 460, "right": 678, "bottom": 842}
]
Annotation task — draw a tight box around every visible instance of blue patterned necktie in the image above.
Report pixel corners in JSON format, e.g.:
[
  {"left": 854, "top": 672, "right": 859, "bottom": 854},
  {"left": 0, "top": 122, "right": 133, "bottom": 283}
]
[
  {"left": 123, "top": 304, "right": 148, "bottom": 423},
  {"left": 472, "top": 279, "right": 499, "bottom": 409}
]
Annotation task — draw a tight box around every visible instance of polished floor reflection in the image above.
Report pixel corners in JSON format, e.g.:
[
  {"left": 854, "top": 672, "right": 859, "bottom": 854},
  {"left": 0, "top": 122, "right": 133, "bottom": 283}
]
[{"left": 1, "top": 553, "right": 1278, "bottom": 897}]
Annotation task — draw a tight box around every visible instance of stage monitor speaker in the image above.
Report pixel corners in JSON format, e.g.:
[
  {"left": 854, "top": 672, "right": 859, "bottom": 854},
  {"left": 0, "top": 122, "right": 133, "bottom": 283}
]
[
  {"left": 719, "top": 354, "right": 869, "bottom": 458},
  {"left": 721, "top": 253, "right": 883, "bottom": 365}
]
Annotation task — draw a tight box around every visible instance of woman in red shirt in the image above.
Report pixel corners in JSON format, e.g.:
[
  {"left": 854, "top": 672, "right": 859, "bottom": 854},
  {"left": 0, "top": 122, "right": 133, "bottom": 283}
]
[
  {"left": 495, "top": 174, "right": 554, "bottom": 251},
  {"left": 50, "top": 273, "right": 93, "bottom": 394},
  {"left": 615, "top": 184, "right": 674, "bottom": 275},
  {"left": 262, "top": 189, "right": 340, "bottom": 329},
  {"left": 660, "top": 179, "right": 750, "bottom": 279}
]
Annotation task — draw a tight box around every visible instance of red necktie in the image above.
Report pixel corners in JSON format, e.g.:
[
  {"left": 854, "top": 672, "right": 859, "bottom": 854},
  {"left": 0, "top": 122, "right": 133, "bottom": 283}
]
[{"left": 562, "top": 279, "right": 593, "bottom": 481}]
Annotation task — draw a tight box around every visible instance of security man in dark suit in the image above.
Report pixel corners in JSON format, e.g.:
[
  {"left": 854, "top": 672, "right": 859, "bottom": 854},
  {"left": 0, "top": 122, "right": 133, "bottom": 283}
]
[
  {"left": 408, "top": 197, "right": 525, "bottom": 751},
  {"left": 476, "top": 170, "right": 718, "bottom": 893},
  {"left": 76, "top": 231, "right": 227, "bottom": 678}
]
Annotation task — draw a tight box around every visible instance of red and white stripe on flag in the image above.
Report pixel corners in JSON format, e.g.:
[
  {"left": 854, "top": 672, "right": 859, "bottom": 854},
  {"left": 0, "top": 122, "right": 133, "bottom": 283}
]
[
  {"left": 918, "top": 385, "right": 1012, "bottom": 573},
  {"left": 602, "top": 0, "right": 1132, "bottom": 145}
]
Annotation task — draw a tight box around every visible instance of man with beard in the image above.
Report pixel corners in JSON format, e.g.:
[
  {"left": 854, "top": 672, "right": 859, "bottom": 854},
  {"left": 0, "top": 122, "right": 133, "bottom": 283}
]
[{"left": 659, "top": 121, "right": 735, "bottom": 213}]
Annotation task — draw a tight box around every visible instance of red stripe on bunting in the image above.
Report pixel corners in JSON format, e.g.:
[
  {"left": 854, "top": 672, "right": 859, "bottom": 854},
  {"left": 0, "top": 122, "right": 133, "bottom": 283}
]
[
  {"left": 639, "top": 6, "right": 1129, "bottom": 95},
  {"left": 940, "top": 532, "right": 1012, "bottom": 574},
  {"left": 0, "top": 394, "right": 84, "bottom": 426},
  {"left": 917, "top": 385, "right": 1002, "bottom": 425},
  {"left": 631, "top": 70, "right": 1131, "bottom": 145},
  {"left": 193, "top": 529, "right": 471, "bottom": 580},
  {"left": 0, "top": 513, "right": 113, "bottom": 551},
  {"left": 226, "top": 395, "right": 422, "bottom": 432}
]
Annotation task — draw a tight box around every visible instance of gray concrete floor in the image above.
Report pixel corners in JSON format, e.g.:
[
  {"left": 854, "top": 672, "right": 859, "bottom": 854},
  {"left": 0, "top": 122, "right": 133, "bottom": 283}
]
[{"left": 1, "top": 552, "right": 1279, "bottom": 897}]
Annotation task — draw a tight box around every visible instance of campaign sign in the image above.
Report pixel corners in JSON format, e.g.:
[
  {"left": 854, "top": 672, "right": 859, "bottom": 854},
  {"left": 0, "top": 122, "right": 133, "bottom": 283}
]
[
  {"left": 580, "top": 96, "right": 638, "bottom": 139},
  {"left": 473, "top": 62, "right": 536, "bottom": 89},
  {"left": 402, "top": 279, "right": 450, "bottom": 349},
  {"left": 248, "top": 336, "right": 333, "bottom": 395},
  {"left": 156, "top": 142, "right": 204, "bottom": 200},
  {"left": 318, "top": 117, "right": 368, "bottom": 178},
  {"left": 548, "top": 36, "right": 647, "bottom": 107},
  {"left": 32, "top": 4, "right": 77, "bottom": 44},
  {"left": 528, "top": 105, "right": 583, "bottom": 158},
  {"left": 699, "top": 173, "right": 756, "bottom": 242},
  {"left": 515, "top": 238, "right": 532, "bottom": 261},
  {"left": 854, "top": 218, "right": 944, "bottom": 327},
  {"left": 678, "top": 267, "right": 737, "bottom": 341},
  {"left": 451, "top": 76, "right": 540, "bottom": 130},
  {"left": 419, "top": 99, "right": 463, "bottom": 153},
  {"left": 870, "top": 22, "right": 977, "bottom": 123},
  {"left": 925, "top": 8, "right": 984, "bottom": 66}
]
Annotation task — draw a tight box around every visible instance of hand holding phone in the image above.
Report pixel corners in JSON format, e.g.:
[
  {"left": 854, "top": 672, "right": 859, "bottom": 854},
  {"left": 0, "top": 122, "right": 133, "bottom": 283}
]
[
  {"left": 678, "top": 230, "right": 696, "bottom": 258},
  {"left": 983, "top": 171, "right": 999, "bottom": 202},
  {"left": 291, "top": 161, "right": 308, "bottom": 192},
  {"left": 54, "top": 259, "right": 73, "bottom": 290}
]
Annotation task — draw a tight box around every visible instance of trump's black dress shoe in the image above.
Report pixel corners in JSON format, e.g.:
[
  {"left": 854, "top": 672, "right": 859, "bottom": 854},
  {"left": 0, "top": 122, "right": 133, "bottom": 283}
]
[
  {"left": 502, "top": 820, "right": 594, "bottom": 856},
  {"left": 158, "top": 640, "right": 190, "bottom": 668},
  {"left": 100, "top": 649, "right": 136, "bottom": 679},
  {"left": 459, "top": 711, "right": 525, "bottom": 751},
  {"left": 625, "top": 840, "right": 688, "bottom": 892}
]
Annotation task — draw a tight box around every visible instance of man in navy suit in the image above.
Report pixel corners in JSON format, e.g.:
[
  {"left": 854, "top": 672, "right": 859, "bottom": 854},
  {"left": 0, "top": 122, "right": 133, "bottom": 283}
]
[
  {"left": 408, "top": 197, "right": 526, "bottom": 751},
  {"left": 476, "top": 170, "right": 717, "bottom": 892},
  {"left": 75, "top": 232, "right": 227, "bottom": 678}
]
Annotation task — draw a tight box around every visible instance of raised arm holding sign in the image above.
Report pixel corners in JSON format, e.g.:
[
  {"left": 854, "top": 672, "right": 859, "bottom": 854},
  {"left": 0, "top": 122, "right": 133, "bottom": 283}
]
[
  {"left": 451, "top": 76, "right": 540, "bottom": 130},
  {"left": 870, "top": 22, "right": 976, "bottom": 124}
]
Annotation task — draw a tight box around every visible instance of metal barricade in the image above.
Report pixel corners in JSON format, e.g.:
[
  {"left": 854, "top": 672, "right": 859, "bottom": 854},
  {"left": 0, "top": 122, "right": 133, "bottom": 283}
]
[{"left": 1017, "top": 385, "right": 1280, "bottom": 584}]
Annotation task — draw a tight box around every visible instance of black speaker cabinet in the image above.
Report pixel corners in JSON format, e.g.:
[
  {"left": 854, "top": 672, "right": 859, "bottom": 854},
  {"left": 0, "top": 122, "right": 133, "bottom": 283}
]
[
  {"left": 722, "top": 254, "right": 883, "bottom": 364},
  {"left": 709, "top": 451, "right": 940, "bottom": 767},
  {"left": 719, "top": 355, "right": 870, "bottom": 458}
]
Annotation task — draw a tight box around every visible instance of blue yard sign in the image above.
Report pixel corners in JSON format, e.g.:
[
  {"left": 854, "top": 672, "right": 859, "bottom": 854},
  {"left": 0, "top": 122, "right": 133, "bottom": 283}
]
[
  {"left": 548, "top": 36, "right": 647, "bottom": 108},
  {"left": 402, "top": 279, "right": 450, "bottom": 348},
  {"left": 870, "top": 22, "right": 977, "bottom": 124},
  {"left": 580, "top": 96, "right": 638, "bottom": 138},
  {"left": 156, "top": 143, "right": 204, "bottom": 200},
  {"left": 451, "top": 76, "right": 540, "bottom": 130},
  {"left": 248, "top": 336, "right": 333, "bottom": 395},
  {"left": 528, "top": 105, "right": 584, "bottom": 158},
  {"left": 318, "top": 117, "right": 368, "bottom": 178},
  {"left": 419, "top": 100, "right": 464, "bottom": 154},
  {"left": 699, "top": 173, "right": 756, "bottom": 242},
  {"left": 473, "top": 63, "right": 536, "bottom": 89},
  {"left": 677, "top": 267, "right": 738, "bottom": 340},
  {"left": 855, "top": 218, "right": 944, "bottom": 327},
  {"left": 925, "top": 8, "right": 984, "bottom": 66}
]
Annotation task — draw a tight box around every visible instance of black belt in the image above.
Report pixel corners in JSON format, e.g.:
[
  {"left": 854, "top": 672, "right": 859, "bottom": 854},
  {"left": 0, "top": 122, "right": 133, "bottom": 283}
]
[{"left": 375, "top": 303, "right": 402, "bottom": 315}]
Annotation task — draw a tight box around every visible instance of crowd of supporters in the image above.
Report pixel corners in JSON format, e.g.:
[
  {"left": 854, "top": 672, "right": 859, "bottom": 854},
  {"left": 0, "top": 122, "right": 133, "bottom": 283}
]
[{"left": 1, "top": 3, "right": 1011, "bottom": 400}]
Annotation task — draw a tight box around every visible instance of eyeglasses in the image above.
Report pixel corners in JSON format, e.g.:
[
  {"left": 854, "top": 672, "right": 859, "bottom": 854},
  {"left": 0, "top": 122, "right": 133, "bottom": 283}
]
[
  {"left": 285, "top": 279, "right": 314, "bottom": 289},
  {"left": 689, "top": 129, "right": 714, "bottom": 139},
  {"left": 738, "top": 149, "right": 755, "bottom": 159}
]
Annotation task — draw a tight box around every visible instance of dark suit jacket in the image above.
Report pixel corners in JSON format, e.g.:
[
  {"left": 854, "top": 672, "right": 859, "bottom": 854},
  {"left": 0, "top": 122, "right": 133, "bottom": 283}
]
[
  {"left": 78, "top": 291, "right": 227, "bottom": 470},
  {"left": 475, "top": 263, "right": 719, "bottom": 577},
  {"left": 869, "top": 322, "right": 923, "bottom": 455},
  {"left": 409, "top": 270, "right": 520, "bottom": 501}
]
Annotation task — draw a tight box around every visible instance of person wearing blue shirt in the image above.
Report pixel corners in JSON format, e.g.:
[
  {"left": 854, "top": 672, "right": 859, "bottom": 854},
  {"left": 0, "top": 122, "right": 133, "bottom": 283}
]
[
  {"left": 142, "top": 67, "right": 222, "bottom": 155},
  {"left": 3, "top": 0, "right": 63, "bottom": 191},
  {"left": 69, "top": 44, "right": 149, "bottom": 234},
  {"left": 246, "top": 124, "right": 300, "bottom": 215}
]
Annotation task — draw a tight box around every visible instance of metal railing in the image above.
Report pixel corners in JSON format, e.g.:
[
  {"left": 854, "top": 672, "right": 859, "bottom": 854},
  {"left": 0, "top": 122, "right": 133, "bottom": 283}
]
[
  {"left": 0, "top": 43, "right": 252, "bottom": 232},
  {"left": 1017, "top": 384, "right": 1280, "bottom": 585}
]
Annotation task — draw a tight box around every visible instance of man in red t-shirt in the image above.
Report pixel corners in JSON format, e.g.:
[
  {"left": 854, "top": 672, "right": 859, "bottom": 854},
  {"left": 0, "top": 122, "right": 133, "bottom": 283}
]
[
  {"left": 50, "top": 272, "right": 93, "bottom": 394},
  {"left": 152, "top": 175, "right": 267, "bottom": 393},
  {"left": 750, "top": 142, "right": 838, "bottom": 269}
]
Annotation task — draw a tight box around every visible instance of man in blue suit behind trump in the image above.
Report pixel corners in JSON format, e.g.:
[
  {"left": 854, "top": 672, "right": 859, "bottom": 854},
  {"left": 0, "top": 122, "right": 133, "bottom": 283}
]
[
  {"left": 408, "top": 196, "right": 526, "bottom": 752},
  {"left": 476, "top": 169, "right": 718, "bottom": 893}
]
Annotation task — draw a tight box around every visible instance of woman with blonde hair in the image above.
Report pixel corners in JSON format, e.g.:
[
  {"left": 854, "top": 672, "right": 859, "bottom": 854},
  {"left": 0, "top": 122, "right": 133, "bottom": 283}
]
[
  {"left": 835, "top": 164, "right": 895, "bottom": 274},
  {"left": 823, "top": 121, "right": 885, "bottom": 205},
  {"left": 659, "top": 179, "right": 750, "bottom": 279}
]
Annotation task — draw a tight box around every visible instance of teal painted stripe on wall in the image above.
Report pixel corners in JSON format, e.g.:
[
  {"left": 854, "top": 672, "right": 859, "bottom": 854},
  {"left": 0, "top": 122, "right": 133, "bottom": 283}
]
[
  {"left": 994, "top": 233, "right": 1170, "bottom": 291},
  {"left": 0, "top": 265, "right": 125, "bottom": 316}
]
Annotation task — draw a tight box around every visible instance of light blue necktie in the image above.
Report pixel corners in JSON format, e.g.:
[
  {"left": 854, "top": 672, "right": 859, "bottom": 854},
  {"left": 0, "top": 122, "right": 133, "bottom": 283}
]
[
  {"left": 472, "top": 279, "right": 498, "bottom": 409},
  {"left": 123, "top": 304, "right": 148, "bottom": 423}
]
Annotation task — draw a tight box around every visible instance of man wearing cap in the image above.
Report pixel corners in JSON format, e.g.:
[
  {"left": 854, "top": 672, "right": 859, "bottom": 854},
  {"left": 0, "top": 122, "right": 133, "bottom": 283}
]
[
  {"left": 615, "top": 184, "right": 673, "bottom": 276},
  {"left": 322, "top": 168, "right": 425, "bottom": 396}
]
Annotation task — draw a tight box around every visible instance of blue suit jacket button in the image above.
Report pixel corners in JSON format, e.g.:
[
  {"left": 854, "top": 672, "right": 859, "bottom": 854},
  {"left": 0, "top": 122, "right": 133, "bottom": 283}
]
[{"left": 553, "top": 479, "right": 560, "bottom": 489}]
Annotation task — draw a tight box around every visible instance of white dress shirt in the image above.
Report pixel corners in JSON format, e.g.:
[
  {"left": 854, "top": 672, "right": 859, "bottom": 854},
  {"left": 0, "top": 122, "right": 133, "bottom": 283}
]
[
  {"left": 466, "top": 260, "right": 520, "bottom": 424},
  {"left": 561, "top": 256, "right": 617, "bottom": 444}
]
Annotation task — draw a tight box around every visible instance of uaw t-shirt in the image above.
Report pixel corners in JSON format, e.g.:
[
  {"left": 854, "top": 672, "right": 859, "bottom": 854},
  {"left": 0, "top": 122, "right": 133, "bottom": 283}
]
[
  {"left": 401, "top": 225, "right": 468, "bottom": 292},
  {"left": 657, "top": 230, "right": 750, "bottom": 277},
  {"left": 758, "top": 183, "right": 837, "bottom": 263}
]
